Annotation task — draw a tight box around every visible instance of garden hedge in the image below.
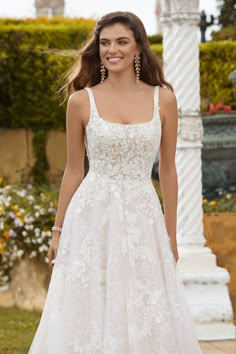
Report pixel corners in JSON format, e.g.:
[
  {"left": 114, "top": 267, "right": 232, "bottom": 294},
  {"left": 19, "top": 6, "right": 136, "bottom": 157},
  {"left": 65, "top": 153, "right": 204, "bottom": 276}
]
[
  {"left": 0, "top": 18, "right": 95, "bottom": 129},
  {"left": 211, "top": 25, "right": 236, "bottom": 41},
  {"left": 199, "top": 42, "right": 236, "bottom": 110}
]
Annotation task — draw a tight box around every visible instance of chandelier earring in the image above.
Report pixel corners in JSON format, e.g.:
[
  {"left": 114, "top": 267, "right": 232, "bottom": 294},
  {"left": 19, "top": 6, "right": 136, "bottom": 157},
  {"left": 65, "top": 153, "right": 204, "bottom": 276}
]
[
  {"left": 100, "top": 63, "right": 106, "bottom": 83},
  {"left": 134, "top": 54, "right": 141, "bottom": 82}
]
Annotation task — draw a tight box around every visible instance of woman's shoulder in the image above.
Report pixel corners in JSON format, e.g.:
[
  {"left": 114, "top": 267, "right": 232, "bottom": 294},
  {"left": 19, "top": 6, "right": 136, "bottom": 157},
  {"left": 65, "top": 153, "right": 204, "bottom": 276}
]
[
  {"left": 67, "top": 89, "right": 90, "bottom": 123},
  {"left": 68, "top": 88, "right": 89, "bottom": 105},
  {"left": 159, "top": 86, "right": 178, "bottom": 123},
  {"left": 159, "top": 86, "right": 177, "bottom": 106}
]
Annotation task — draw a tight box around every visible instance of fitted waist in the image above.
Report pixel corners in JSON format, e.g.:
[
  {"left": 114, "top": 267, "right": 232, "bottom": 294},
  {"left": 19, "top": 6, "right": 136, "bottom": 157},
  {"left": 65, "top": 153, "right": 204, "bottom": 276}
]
[
  {"left": 88, "top": 160, "right": 154, "bottom": 182},
  {"left": 86, "top": 168, "right": 152, "bottom": 184}
]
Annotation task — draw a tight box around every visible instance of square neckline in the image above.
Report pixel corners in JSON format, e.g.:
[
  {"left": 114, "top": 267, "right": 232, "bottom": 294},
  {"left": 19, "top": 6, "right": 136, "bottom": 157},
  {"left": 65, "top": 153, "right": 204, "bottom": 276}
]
[{"left": 87, "top": 86, "right": 159, "bottom": 128}]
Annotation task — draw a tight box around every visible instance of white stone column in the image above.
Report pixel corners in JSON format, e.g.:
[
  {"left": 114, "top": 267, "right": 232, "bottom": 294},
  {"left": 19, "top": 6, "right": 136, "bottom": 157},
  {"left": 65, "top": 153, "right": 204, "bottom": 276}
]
[
  {"left": 160, "top": 0, "right": 235, "bottom": 340},
  {"left": 155, "top": 0, "right": 162, "bottom": 34}
]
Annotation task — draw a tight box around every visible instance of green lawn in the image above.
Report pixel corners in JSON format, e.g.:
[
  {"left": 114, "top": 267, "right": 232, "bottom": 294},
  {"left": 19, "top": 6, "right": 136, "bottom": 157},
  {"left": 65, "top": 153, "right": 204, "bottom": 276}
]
[{"left": 0, "top": 306, "right": 41, "bottom": 354}]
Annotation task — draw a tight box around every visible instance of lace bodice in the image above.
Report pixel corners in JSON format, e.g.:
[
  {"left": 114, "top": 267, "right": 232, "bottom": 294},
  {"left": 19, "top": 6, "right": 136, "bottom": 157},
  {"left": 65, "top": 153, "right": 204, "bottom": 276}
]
[{"left": 84, "top": 86, "right": 161, "bottom": 182}]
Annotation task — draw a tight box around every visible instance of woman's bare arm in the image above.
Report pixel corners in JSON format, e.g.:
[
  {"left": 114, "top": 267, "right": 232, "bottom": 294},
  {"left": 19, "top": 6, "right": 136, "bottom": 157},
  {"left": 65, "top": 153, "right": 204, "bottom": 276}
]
[
  {"left": 47, "top": 90, "right": 89, "bottom": 267},
  {"left": 158, "top": 88, "right": 179, "bottom": 261}
]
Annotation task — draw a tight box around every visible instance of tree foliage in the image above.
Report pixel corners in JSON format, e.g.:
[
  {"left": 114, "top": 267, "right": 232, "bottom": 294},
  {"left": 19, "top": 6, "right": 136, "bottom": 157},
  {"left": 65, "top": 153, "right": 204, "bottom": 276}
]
[{"left": 216, "top": 0, "right": 236, "bottom": 27}]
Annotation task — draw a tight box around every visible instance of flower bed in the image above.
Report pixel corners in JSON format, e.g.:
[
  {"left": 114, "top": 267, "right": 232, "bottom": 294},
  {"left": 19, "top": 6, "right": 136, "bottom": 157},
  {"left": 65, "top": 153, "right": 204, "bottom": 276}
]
[
  {"left": 0, "top": 179, "right": 58, "bottom": 288},
  {"left": 202, "top": 191, "right": 236, "bottom": 212}
]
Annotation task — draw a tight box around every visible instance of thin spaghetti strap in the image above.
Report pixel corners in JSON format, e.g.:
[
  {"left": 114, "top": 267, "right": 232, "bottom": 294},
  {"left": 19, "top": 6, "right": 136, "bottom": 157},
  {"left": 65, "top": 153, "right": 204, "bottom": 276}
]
[
  {"left": 84, "top": 87, "right": 95, "bottom": 115},
  {"left": 84, "top": 87, "right": 101, "bottom": 119},
  {"left": 153, "top": 86, "right": 160, "bottom": 123},
  {"left": 153, "top": 85, "right": 160, "bottom": 111}
]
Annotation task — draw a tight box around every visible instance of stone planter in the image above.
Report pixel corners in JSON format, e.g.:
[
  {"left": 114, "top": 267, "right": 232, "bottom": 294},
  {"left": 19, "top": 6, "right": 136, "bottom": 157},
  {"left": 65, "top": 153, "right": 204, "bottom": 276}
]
[
  {"left": 202, "top": 114, "right": 236, "bottom": 190},
  {"left": 0, "top": 257, "right": 51, "bottom": 311},
  {"left": 203, "top": 212, "right": 236, "bottom": 323}
]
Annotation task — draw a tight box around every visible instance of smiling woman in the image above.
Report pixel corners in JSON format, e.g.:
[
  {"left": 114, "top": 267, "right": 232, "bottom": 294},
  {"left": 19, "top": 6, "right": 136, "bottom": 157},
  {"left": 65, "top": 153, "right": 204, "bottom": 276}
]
[
  {"left": 60, "top": 11, "right": 172, "bottom": 100},
  {"left": 28, "top": 11, "right": 202, "bottom": 354}
]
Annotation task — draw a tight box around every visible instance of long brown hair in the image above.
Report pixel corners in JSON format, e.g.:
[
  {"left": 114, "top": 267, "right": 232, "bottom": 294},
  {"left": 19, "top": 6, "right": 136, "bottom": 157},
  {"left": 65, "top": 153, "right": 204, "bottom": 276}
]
[{"left": 61, "top": 11, "right": 173, "bottom": 100}]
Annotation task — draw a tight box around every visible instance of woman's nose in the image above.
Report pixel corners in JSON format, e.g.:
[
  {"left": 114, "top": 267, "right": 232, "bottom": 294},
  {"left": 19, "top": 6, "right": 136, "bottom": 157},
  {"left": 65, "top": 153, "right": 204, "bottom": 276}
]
[{"left": 108, "top": 42, "right": 117, "bottom": 53}]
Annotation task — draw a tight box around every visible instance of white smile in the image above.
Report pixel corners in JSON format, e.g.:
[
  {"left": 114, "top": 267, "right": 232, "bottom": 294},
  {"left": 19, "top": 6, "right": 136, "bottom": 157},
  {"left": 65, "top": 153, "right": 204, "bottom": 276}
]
[{"left": 107, "top": 57, "right": 123, "bottom": 63}]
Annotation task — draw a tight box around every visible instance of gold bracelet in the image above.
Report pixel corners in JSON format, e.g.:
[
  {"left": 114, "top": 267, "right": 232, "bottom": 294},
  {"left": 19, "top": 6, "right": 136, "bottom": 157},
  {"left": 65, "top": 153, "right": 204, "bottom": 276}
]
[{"left": 52, "top": 226, "right": 62, "bottom": 233}]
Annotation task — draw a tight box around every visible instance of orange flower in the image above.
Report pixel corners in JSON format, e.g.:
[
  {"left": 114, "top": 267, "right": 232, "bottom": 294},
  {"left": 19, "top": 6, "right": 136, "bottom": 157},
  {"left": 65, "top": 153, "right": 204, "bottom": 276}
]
[
  {"left": 3, "top": 230, "right": 10, "bottom": 239},
  {"left": 202, "top": 198, "right": 208, "bottom": 204},
  {"left": 0, "top": 244, "right": 5, "bottom": 253},
  {"left": 209, "top": 200, "right": 217, "bottom": 206}
]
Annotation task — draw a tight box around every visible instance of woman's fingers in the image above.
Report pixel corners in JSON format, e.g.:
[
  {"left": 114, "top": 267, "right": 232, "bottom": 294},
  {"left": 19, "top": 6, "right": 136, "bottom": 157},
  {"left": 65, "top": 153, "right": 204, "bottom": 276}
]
[
  {"left": 48, "top": 235, "right": 60, "bottom": 268},
  {"left": 48, "top": 247, "right": 54, "bottom": 269}
]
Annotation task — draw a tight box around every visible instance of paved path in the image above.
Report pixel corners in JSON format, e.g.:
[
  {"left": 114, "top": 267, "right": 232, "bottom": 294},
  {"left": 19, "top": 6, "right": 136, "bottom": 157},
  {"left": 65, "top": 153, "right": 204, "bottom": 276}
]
[{"left": 200, "top": 340, "right": 236, "bottom": 354}]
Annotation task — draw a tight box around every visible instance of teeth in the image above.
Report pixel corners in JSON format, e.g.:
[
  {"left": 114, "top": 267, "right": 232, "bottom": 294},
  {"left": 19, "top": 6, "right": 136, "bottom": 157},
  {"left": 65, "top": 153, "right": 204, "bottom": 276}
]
[{"left": 108, "top": 57, "right": 122, "bottom": 62}]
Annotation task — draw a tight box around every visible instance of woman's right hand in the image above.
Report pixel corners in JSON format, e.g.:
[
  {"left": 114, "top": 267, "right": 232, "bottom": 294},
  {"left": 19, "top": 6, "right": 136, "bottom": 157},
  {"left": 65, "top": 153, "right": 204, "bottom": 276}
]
[{"left": 47, "top": 232, "right": 61, "bottom": 269}]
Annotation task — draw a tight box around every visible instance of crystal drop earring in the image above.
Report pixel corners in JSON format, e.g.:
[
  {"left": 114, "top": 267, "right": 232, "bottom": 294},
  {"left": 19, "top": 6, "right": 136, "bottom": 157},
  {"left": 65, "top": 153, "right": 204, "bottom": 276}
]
[
  {"left": 100, "top": 63, "right": 106, "bottom": 83},
  {"left": 134, "top": 54, "right": 141, "bottom": 83}
]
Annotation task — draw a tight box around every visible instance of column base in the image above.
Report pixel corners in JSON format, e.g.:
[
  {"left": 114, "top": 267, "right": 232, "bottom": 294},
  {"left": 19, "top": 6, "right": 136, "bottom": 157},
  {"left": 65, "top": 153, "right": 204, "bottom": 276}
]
[
  {"left": 177, "top": 247, "right": 235, "bottom": 340},
  {"left": 195, "top": 323, "right": 236, "bottom": 341}
]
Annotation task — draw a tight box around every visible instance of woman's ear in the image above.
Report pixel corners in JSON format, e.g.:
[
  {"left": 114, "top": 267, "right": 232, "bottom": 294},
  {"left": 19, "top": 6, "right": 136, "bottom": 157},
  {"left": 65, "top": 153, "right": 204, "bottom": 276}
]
[{"left": 135, "top": 43, "right": 141, "bottom": 56}]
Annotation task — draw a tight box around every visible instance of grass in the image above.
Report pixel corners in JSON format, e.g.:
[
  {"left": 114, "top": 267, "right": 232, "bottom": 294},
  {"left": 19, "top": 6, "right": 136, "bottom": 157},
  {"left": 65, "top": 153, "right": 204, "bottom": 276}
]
[{"left": 0, "top": 306, "right": 41, "bottom": 354}]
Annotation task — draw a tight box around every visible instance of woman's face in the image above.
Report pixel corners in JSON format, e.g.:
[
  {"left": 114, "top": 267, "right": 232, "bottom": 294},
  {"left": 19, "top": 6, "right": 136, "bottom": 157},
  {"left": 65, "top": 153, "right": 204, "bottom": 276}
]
[{"left": 99, "top": 22, "right": 139, "bottom": 75}]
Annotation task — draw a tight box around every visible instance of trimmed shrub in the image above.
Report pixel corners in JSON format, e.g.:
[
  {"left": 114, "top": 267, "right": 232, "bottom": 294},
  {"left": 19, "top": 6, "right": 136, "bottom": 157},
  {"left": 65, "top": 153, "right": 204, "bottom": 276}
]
[
  {"left": 0, "top": 17, "right": 95, "bottom": 26},
  {"left": 199, "top": 41, "right": 236, "bottom": 110},
  {"left": 211, "top": 26, "right": 236, "bottom": 41},
  {"left": 148, "top": 34, "right": 163, "bottom": 44},
  {"left": 0, "top": 19, "right": 95, "bottom": 129}
]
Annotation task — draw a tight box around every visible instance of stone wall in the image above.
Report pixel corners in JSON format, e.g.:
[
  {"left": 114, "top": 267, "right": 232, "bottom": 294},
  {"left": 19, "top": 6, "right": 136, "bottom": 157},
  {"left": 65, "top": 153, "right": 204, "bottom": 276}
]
[
  {"left": 0, "top": 128, "right": 66, "bottom": 184},
  {"left": 0, "top": 129, "right": 35, "bottom": 184}
]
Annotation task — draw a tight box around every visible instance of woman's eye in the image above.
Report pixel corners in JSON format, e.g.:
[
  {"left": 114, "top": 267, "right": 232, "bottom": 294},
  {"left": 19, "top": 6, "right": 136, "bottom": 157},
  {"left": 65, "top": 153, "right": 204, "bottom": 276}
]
[
  {"left": 100, "top": 42, "right": 109, "bottom": 46},
  {"left": 119, "top": 41, "right": 127, "bottom": 45}
]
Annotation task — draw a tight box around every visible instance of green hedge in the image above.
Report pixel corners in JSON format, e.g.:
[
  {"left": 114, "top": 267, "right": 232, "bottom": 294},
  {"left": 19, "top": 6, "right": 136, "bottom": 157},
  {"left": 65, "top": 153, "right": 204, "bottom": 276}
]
[
  {"left": 211, "top": 26, "right": 236, "bottom": 41},
  {"left": 0, "top": 19, "right": 95, "bottom": 130},
  {"left": 199, "top": 42, "right": 236, "bottom": 110},
  {"left": 148, "top": 34, "right": 163, "bottom": 44},
  {"left": 0, "top": 17, "right": 95, "bottom": 26}
]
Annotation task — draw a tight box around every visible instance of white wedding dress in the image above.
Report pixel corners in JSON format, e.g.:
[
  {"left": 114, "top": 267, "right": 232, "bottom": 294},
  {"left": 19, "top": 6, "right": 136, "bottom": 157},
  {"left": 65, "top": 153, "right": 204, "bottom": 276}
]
[{"left": 29, "top": 86, "right": 202, "bottom": 353}]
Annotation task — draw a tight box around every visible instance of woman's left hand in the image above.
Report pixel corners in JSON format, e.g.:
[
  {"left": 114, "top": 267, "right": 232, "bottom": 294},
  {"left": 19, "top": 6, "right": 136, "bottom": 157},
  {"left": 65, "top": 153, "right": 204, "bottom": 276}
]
[{"left": 172, "top": 249, "right": 179, "bottom": 263}]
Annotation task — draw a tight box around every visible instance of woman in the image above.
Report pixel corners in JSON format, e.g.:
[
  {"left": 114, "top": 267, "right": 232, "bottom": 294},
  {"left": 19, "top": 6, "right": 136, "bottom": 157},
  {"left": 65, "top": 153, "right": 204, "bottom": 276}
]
[{"left": 29, "top": 11, "right": 202, "bottom": 354}]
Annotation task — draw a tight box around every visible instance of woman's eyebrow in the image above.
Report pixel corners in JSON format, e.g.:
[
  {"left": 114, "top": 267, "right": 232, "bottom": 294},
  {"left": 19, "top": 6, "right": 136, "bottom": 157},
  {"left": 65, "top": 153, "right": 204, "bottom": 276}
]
[{"left": 100, "top": 36, "right": 130, "bottom": 41}]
